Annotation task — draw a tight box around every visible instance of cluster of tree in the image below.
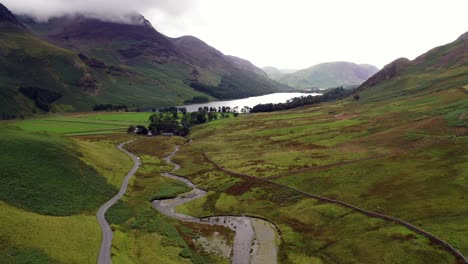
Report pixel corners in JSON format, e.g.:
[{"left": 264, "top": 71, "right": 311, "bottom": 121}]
[
  {"left": 154, "top": 106, "right": 188, "bottom": 115},
  {"left": 93, "top": 104, "right": 128, "bottom": 112},
  {"left": 250, "top": 87, "right": 356, "bottom": 113},
  {"left": 128, "top": 108, "right": 236, "bottom": 137},
  {"left": 127, "top": 125, "right": 148, "bottom": 135},
  {"left": 196, "top": 105, "right": 252, "bottom": 113},
  {"left": 183, "top": 95, "right": 209, "bottom": 104},
  {"left": 197, "top": 106, "right": 235, "bottom": 113}
]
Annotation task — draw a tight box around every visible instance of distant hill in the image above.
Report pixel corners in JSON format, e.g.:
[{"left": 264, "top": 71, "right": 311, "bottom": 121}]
[
  {"left": 262, "top": 66, "right": 296, "bottom": 79},
  {"left": 0, "top": 3, "right": 291, "bottom": 116},
  {"left": 269, "top": 62, "right": 379, "bottom": 89}
]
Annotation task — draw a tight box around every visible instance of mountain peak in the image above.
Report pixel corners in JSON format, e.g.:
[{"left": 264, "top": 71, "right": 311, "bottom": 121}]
[{"left": 0, "top": 3, "right": 23, "bottom": 26}]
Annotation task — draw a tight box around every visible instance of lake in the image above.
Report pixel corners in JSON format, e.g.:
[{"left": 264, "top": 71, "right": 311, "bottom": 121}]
[{"left": 178, "top": 92, "right": 321, "bottom": 112}]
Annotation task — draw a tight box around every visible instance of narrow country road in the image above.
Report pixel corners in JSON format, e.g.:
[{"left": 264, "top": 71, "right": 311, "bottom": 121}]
[
  {"left": 97, "top": 140, "right": 139, "bottom": 264},
  {"left": 152, "top": 145, "right": 279, "bottom": 264}
]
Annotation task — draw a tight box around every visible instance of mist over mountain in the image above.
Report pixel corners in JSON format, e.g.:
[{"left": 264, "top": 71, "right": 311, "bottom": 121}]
[{"left": 2, "top": 0, "right": 192, "bottom": 24}]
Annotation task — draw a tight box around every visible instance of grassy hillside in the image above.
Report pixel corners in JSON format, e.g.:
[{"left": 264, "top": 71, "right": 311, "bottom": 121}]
[
  {"left": 0, "top": 21, "right": 91, "bottom": 116},
  {"left": 13, "top": 14, "right": 290, "bottom": 113},
  {"left": 0, "top": 127, "right": 117, "bottom": 215},
  {"left": 272, "top": 62, "right": 378, "bottom": 89},
  {"left": 0, "top": 125, "right": 137, "bottom": 263}
]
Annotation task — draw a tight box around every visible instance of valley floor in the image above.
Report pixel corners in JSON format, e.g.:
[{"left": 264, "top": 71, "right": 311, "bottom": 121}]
[{"left": 1, "top": 78, "right": 466, "bottom": 264}]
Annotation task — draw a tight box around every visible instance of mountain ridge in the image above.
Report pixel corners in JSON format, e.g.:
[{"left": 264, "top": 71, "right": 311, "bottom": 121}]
[
  {"left": 358, "top": 31, "right": 468, "bottom": 93},
  {"left": 0, "top": 4, "right": 292, "bottom": 116}
]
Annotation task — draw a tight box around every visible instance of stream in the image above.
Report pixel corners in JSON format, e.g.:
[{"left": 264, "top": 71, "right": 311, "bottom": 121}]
[{"left": 152, "top": 146, "right": 279, "bottom": 264}]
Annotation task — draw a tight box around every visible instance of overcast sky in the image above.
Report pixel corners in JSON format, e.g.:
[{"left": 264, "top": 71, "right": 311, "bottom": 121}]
[{"left": 5, "top": 0, "right": 468, "bottom": 70}]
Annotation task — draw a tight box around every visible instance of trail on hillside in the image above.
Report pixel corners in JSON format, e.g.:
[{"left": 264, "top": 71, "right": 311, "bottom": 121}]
[{"left": 152, "top": 146, "right": 279, "bottom": 264}]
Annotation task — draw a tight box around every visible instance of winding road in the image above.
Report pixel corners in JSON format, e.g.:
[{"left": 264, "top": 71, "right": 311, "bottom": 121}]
[{"left": 97, "top": 140, "right": 139, "bottom": 264}]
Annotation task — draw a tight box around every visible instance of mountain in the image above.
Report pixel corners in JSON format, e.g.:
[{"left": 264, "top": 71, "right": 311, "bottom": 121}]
[
  {"left": 225, "top": 55, "right": 267, "bottom": 77},
  {"left": 0, "top": 4, "right": 97, "bottom": 116},
  {"left": 0, "top": 4, "right": 291, "bottom": 116},
  {"left": 0, "top": 2, "right": 21, "bottom": 25},
  {"left": 267, "top": 62, "right": 379, "bottom": 89},
  {"left": 19, "top": 13, "right": 289, "bottom": 103},
  {"left": 357, "top": 31, "right": 468, "bottom": 102}
]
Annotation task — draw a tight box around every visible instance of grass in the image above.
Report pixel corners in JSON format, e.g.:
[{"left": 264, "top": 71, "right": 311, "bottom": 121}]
[
  {"left": 76, "top": 138, "right": 134, "bottom": 188},
  {"left": 0, "top": 122, "right": 136, "bottom": 263},
  {"left": 169, "top": 63, "right": 467, "bottom": 262},
  {"left": 9, "top": 112, "right": 157, "bottom": 136},
  {"left": 172, "top": 146, "right": 455, "bottom": 263},
  {"left": 80, "top": 112, "right": 153, "bottom": 123},
  {"left": 0, "top": 126, "right": 116, "bottom": 216},
  {"left": 0, "top": 201, "right": 101, "bottom": 264}
]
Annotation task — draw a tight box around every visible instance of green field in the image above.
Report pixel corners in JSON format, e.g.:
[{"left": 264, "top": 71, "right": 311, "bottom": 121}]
[{"left": 9, "top": 112, "right": 155, "bottom": 136}]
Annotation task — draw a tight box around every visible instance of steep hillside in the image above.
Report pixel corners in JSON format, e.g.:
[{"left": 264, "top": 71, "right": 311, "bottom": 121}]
[
  {"left": 273, "top": 61, "right": 379, "bottom": 89},
  {"left": 358, "top": 31, "right": 468, "bottom": 103},
  {"left": 0, "top": 3, "right": 97, "bottom": 117},
  {"left": 0, "top": 1, "right": 292, "bottom": 116},
  {"left": 226, "top": 55, "right": 267, "bottom": 76},
  {"left": 18, "top": 13, "right": 290, "bottom": 107}
]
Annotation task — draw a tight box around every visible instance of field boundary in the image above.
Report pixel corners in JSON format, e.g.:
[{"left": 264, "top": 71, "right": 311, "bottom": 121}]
[{"left": 203, "top": 152, "right": 468, "bottom": 264}]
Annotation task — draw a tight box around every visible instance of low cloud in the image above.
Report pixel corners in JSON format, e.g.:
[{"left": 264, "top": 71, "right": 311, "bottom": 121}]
[{"left": 2, "top": 0, "right": 195, "bottom": 24}]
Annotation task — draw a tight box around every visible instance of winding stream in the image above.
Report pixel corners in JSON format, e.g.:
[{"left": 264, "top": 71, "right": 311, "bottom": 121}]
[{"left": 152, "top": 146, "right": 279, "bottom": 264}]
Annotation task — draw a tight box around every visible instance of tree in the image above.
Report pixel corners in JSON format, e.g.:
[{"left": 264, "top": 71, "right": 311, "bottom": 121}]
[
  {"left": 136, "top": 125, "right": 148, "bottom": 135},
  {"left": 127, "top": 125, "right": 136, "bottom": 134}
]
